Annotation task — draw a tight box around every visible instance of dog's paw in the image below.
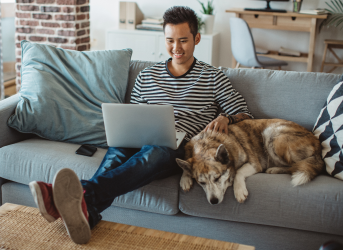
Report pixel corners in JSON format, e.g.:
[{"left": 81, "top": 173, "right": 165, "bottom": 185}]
[
  {"left": 266, "top": 167, "right": 288, "bottom": 174},
  {"left": 234, "top": 185, "right": 249, "bottom": 203},
  {"left": 180, "top": 174, "right": 193, "bottom": 192},
  {"left": 266, "top": 168, "right": 277, "bottom": 174}
]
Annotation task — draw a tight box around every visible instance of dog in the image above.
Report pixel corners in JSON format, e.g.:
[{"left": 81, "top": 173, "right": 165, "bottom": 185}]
[{"left": 176, "top": 119, "right": 324, "bottom": 204}]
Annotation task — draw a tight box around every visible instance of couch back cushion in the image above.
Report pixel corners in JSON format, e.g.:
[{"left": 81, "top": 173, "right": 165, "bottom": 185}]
[
  {"left": 220, "top": 68, "right": 341, "bottom": 131},
  {"left": 7, "top": 41, "right": 132, "bottom": 148},
  {"left": 126, "top": 61, "right": 341, "bottom": 131},
  {"left": 125, "top": 60, "right": 156, "bottom": 103}
]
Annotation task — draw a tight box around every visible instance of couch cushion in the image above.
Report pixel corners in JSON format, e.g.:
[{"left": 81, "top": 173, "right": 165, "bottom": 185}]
[
  {"left": 179, "top": 173, "right": 343, "bottom": 236},
  {"left": 0, "top": 138, "right": 180, "bottom": 215},
  {"left": 112, "top": 175, "right": 180, "bottom": 215},
  {"left": 220, "top": 68, "right": 341, "bottom": 131},
  {"left": 7, "top": 41, "right": 132, "bottom": 148}
]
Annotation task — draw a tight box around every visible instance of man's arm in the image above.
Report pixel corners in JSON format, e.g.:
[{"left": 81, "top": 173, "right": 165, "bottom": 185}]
[
  {"left": 204, "top": 70, "right": 253, "bottom": 133},
  {"left": 204, "top": 113, "right": 251, "bottom": 134},
  {"left": 130, "top": 72, "right": 148, "bottom": 104}
]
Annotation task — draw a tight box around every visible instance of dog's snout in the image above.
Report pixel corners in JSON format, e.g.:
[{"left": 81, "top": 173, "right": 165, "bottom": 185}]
[{"left": 210, "top": 197, "right": 219, "bottom": 205}]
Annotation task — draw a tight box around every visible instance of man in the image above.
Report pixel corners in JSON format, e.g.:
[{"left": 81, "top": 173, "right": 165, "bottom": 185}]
[{"left": 29, "top": 6, "right": 253, "bottom": 244}]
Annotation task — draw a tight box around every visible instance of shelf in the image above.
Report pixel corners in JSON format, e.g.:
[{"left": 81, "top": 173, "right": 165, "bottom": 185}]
[{"left": 260, "top": 50, "right": 309, "bottom": 63}]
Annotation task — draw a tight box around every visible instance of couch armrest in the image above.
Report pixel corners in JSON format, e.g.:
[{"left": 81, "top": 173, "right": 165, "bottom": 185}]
[{"left": 0, "top": 94, "right": 29, "bottom": 148}]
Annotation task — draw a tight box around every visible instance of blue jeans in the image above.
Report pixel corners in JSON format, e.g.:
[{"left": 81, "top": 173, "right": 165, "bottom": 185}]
[{"left": 81, "top": 143, "right": 185, "bottom": 229}]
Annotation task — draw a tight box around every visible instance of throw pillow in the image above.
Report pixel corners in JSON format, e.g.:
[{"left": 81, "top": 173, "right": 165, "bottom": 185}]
[
  {"left": 7, "top": 40, "right": 132, "bottom": 148},
  {"left": 313, "top": 75, "right": 343, "bottom": 180}
]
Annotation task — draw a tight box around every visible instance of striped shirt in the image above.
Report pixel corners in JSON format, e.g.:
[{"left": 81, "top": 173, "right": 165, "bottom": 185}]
[{"left": 130, "top": 58, "right": 253, "bottom": 141}]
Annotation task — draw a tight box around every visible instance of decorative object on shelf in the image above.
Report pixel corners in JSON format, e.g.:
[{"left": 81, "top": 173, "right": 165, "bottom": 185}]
[
  {"left": 244, "top": 0, "right": 289, "bottom": 13},
  {"left": 292, "top": 0, "right": 303, "bottom": 12},
  {"left": 142, "top": 17, "right": 163, "bottom": 25},
  {"left": 136, "top": 17, "right": 163, "bottom": 31},
  {"left": 119, "top": 2, "right": 144, "bottom": 30},
  {"left": 319, "top": 0, "right": 343, "bottom": 31},
  {"left": 300, "top": 8, "right": 329, "bottom": 15},
  {"left": 198, "top": 0, "right": 215, "bottom": 34},
  {"left": 278, "top": 47, "right": 301, "bottom": 57},
  {"left": 256, "top": 47, "right": 269, "bottom": 54}
]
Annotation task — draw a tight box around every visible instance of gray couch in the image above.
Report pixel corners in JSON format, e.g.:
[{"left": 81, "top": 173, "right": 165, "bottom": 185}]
[{"left": 1, "top": 60, "right": 342, "bottom": 250}]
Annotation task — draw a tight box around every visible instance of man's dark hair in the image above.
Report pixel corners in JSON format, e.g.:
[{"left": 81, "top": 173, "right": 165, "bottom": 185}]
[{"left": 163, "top": 6, "right": 199, "bottom": 39}]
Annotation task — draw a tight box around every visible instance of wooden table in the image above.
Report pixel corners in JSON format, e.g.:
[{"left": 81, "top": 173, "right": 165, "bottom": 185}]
[
  {"left": 0, "top": 203, "right": 255, "bottom": 250},
  {"left": 226, "top": 8, "right": 328, "bottom": 72}
]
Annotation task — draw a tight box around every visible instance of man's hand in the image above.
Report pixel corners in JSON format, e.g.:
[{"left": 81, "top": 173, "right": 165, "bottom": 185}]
[
  {"left": 204, "top": 116, "right": 229, "bottom": 134},
  {"left": 203, "top": 113, "right": 252, "bottom": 134}
]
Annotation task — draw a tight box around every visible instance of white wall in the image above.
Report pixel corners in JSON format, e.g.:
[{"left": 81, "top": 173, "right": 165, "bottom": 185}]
[{"left": 90, "top": 0, "right": 342, "bottom": 73}]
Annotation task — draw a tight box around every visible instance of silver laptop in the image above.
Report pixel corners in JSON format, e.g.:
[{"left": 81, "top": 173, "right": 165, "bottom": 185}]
[{"left": 102, "top": 103, "right": 187, "bottom": 150}]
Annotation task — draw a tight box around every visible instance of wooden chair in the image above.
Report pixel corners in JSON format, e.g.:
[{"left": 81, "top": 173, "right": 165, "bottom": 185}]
[{"left": 320, "top": 39, "right": 343, "bottom": 73}]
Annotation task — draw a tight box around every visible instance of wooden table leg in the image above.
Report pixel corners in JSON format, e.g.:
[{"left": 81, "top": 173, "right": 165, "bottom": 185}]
[
  {"left": 320, "top": 43, "right": 329, "bottom": 72},
  {"left": 307, "top": 18, "right": 317, "bottom": 72},
  {"left": 231, "top": 13, "right": 240, "bottom": 68}
]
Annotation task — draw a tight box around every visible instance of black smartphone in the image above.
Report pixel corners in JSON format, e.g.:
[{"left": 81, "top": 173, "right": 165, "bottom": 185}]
[{"left": 75, "top": 144, "right": 97, "bottom": 157}]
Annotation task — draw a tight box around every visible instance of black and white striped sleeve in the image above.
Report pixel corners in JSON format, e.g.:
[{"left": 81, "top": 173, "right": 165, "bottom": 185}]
[
  {"left": 214, "top": 70, "right": 254, "bottom": 118},
  {"left": 130, "top": 72, "right": 148, "bottom": 104}
]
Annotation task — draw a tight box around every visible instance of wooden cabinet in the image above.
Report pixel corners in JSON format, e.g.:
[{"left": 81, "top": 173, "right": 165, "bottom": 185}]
[{"left": 106, "top": 29, "right": 220, "bottom": 66}]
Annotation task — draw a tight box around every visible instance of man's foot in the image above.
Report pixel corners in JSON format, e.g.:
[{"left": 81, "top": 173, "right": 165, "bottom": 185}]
[
  {"left": 53, "top": 168, "right": 91, "bottom": 244},
  {"left": 29, "top": 181, "right": 60, "bottom": 223}
]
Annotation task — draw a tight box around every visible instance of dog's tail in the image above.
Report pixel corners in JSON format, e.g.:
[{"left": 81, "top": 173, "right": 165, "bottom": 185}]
[{"left": 290, "top": 155, "right": 324, "bottom": 187}]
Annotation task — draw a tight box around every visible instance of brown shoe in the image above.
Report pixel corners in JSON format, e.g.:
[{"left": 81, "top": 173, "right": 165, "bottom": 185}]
[{"left": 53, "top": 168, "right": 91, "bottom": 244}]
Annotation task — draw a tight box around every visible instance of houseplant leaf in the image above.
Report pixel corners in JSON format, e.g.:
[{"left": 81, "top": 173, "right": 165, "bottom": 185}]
[
  {"left": 335, "top": 0, "right": 343, "bottom": 12},
  {"left": 319, "top": 0, "right": 343, "bottom": 31},
  {"left": 197, "top": 0, "right": 214, "bottom": 15}
]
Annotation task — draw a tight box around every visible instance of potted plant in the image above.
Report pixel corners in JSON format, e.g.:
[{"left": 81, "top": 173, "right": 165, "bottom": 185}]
[
  {"left": 197, "top": 15, "right": 205, "bottom": 34},
  {"left": 319, "top": 0, "right": 343, "bottom": 31},
  {"left": 198, "top": 0, "right": 214, "bottom": 34}
]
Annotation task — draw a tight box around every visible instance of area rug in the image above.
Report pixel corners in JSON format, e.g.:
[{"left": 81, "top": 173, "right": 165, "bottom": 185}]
[{"left": 0, "top": 204, "right": 242, "bottom": 250}]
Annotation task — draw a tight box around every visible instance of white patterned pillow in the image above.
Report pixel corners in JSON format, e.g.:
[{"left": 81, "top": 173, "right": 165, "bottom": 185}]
[{"left": 313, "top": 78, "right": 343, "bottom": 180}]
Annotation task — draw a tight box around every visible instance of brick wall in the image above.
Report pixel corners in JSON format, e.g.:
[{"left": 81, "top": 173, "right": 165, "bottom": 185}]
[{"left": 15, "top": 0, "right": 90, "bottom": 90}]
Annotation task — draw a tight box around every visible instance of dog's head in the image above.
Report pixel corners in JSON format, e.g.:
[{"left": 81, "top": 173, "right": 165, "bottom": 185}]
[{"left": 176, "top": 143, "right": 235, "bottom": 205}]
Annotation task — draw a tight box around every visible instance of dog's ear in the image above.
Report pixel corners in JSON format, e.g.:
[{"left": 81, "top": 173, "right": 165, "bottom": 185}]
[
  {"left": 176, "top": 158, "right": 193, "bottom": 175},
  {"left": 215, "top": 144, "right": 229, "bottom": 164}
]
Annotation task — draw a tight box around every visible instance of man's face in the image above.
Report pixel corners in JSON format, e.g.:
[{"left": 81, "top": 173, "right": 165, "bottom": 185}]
[{"left": 164, "top": 22, "right": 200, "bottom": 66}]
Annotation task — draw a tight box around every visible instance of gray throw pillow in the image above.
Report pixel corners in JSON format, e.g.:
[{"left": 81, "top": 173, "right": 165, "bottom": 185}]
[{"left": 7, "top": 41, "right": 132, "bottom": 148}]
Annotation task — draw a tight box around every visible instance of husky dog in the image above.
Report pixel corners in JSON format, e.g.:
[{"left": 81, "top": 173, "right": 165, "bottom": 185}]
[{"left": 176, "top": 119, "right": 324, "bottom": 204}]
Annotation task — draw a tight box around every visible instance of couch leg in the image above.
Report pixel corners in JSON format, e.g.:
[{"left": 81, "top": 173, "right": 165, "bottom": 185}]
[{"left": 0, "top": 177, "right": 10, "bottom": 206}]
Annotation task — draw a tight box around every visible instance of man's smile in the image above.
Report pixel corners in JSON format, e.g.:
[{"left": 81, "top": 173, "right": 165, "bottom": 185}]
[{"left": 173, "top": 53, "right": 184, "bottom": 59}]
